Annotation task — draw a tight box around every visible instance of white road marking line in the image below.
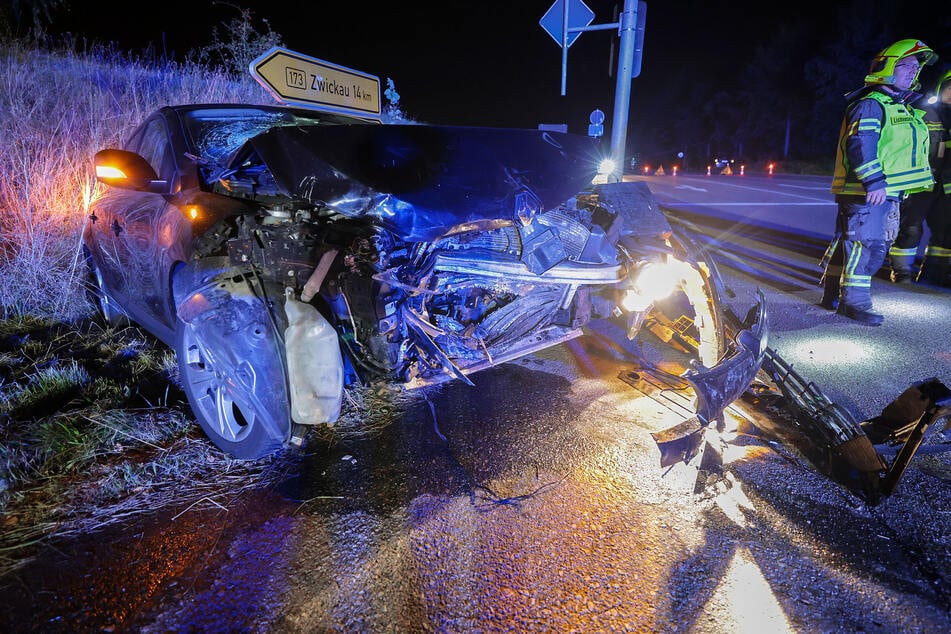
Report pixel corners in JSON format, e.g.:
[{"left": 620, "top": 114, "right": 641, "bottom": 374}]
[{"left": 657, "top": 201, "right": 835, "bottom": 206}]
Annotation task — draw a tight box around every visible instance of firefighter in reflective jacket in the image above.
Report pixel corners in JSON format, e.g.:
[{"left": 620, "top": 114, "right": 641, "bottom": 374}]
[
  {"left": 889, "top": 69, "right": 951, "bottom": 286},
  {"left": 821, "top": 39, "right": 937, "bottom": 325}
]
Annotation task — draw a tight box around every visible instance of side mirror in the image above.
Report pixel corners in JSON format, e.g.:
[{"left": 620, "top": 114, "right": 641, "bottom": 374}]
[{"left": 94, "top": 149, "right": 169, "bottom": 194}]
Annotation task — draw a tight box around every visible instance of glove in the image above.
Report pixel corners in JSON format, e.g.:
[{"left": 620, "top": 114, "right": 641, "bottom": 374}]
[{"left": 884, "top": 203, "right": 900, "bottom": 242}]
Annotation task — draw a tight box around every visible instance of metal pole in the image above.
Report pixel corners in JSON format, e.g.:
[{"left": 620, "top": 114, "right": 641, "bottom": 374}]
[
  {"left": 561, "top": 2, "right": 569, "bottom": 96},
  {"left": 609, "top": 0, "right": 637, "bottom": 181}
]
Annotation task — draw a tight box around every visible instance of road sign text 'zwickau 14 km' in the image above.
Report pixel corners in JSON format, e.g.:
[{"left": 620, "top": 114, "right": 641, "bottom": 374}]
[{"left": 250, "top": 46, "right": 381, "bottom": 119}]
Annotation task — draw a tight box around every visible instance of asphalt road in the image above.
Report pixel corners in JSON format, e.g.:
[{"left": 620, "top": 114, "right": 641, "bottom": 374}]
[
  {"left": 2, "top": 173, "right": 950, "bottom": 633},
  {"left": 634, "top": 171, "right": 950, "bottom": 420}
]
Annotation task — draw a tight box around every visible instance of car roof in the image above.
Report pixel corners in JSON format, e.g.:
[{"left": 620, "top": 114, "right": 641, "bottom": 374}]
[{"left": 168, "top": 103, "right": 379, "bottom": 125}]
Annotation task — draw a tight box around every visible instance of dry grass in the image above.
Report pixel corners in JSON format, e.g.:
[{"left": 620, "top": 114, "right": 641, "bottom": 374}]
[
  {"left": 0, "top": 40, "right": 271, "bottom": 320},
  {"left": 0, "top": 314, "right": 432, "bottom": 578},
  {"left": 0, "top": 428, "right": 294, "bottom": 578},
  {"left": 0, "top": 32, "right": 409, "bottom": 321},
  {"left": 0, "top": 41, "right": 300, "bottom": 562},
  {"left": 0, "top": 318, "right": 281, "bottom": 576}
]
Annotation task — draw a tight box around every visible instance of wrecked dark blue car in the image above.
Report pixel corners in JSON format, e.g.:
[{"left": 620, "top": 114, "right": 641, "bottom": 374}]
[
  {"left": 83, "top": 103, "right": 769, "bottom": 470},
  {"left": 86, "top": 103, "right": 951, "bottom": 505}
]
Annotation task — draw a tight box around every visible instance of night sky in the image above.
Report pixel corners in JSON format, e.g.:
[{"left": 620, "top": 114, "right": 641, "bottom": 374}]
[{"left": 42, "top": 1, "right": 951, "bottom": 142}]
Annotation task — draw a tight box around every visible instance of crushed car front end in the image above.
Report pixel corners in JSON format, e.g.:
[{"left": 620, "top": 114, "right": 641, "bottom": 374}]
[
  {"left": 198, "top": 122, "right": 769, "bottom": 455},
  {"left": 89, "top": 108, "right": 768, "bottom": 466}
]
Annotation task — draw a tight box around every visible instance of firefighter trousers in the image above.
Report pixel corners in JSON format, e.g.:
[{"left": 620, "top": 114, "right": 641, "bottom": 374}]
[
  {"left": 889, "top": 189, "right": 933, "bottom": 278},
  {"left": 889, "top": 186, "right": 951, "bottom": 283},
  {"left": 823, "top": 197, "right": 894, "bottom": 310},
  {"left": 920, "top": 187, "right": 951, "bottom": 285}
]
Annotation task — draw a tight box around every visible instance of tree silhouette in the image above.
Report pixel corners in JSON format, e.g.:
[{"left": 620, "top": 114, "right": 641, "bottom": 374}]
[{"left": 1, "top": 0, "right": 67, "bottom": 39}]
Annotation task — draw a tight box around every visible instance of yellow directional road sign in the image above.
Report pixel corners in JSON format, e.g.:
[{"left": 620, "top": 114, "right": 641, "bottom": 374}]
[{"left": 250, "top": 46, "right": 381, "bottom": 118}]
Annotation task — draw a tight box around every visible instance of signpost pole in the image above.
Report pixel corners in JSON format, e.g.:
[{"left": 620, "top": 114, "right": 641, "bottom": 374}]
[
  {"left": 609, "top": 0, "right": 638, "bottom": 181},
  {"left": 561, "top": 2, "right": 569, "bottom": 95},
  {"left": 540, "top": 0, "right": 646, "bottom": 180}
]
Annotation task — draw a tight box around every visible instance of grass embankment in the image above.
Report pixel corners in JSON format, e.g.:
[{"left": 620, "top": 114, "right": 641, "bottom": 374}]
[
  {"left": 0, "top": 316, "right": 281, "bottom": 576},
  {"left": 0, "top": 313, "right": 416, "bottom": 578}
]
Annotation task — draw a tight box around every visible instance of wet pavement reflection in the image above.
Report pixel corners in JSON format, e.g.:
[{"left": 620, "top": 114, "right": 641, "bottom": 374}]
[{"left": 3, "top": 337, "right": 951, "bottom": 632}]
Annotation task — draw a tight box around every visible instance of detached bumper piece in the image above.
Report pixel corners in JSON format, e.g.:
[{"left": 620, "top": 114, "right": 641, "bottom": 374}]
[
  {"left": 752, "top": 349, "right": 951, "bottom": 505},
  {"left": 864, "top": 378, "right": 951, "bottom": 502},
  {"left": 641, "top": 286, "right": 950, "bottom": 504},
  {"left": 683, "top": 297, "right": 768, "bottom": 427},
  {"left": 651, "top": 294, "right": 769, "bottom": 470},
  {"left": 754, "top": 348, "right": 887, "bottom": 502}
]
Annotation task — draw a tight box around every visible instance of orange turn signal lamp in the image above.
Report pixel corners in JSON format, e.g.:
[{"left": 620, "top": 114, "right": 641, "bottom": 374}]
[{"left": 95, "top": 164, "right": 127, "bottom": 180}]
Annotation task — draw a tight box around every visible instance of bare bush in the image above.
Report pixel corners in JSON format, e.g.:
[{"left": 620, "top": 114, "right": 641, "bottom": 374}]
[
  {"left": 0, "top": 39, "right": 272, "bottom": 320},
  {"left": 198, "top": 4, "right": 283, "bottom": 78}
]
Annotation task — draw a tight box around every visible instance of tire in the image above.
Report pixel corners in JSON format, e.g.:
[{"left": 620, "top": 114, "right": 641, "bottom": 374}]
[
  {"left": 82, "top": 246, "right": 130, "bottom": 327},
  {"left": 174, "top": 278, "right": 291, "bottom": 459}
]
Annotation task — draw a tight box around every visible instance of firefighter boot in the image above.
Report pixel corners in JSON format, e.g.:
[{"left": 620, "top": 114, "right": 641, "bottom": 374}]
[
  {"left": 918, "top": 249, "right": 951, "bottom": 287},
  {"left": 889, "top": 252, "right": 915, "bottom": 284},
  {"left": 837, "top": 303, "right": 885, "bottom": 326},
  {"left": 819, "top": 277, "right": 840, "bottom": 310}
]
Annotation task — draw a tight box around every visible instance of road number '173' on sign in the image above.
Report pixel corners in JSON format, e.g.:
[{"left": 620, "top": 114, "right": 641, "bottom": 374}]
[{"left": 250, "top": 46, "right": 381, "bottom": 118}]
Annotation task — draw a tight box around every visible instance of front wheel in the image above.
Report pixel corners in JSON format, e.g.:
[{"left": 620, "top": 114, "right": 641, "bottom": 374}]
[{"left": 174, "top": 277, "right": 291, "bottom": 459}]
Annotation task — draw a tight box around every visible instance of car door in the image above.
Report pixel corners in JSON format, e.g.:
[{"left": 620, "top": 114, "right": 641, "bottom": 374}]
[{"left": 90, "top": 114, "right": 181, "bottom": 340}]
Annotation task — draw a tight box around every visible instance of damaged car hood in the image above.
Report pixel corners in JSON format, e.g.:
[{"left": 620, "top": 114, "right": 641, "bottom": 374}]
[{"left": 232, "top": 124, "right": 601, "bottom": 240}]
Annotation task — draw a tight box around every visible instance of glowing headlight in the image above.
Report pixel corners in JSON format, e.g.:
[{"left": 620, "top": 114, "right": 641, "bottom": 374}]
[
  {"left": 597, "top": 158, "right": 616, "bottom": 175},
  {"left": 622, "top": 260, "right": 690, "bottom": 312},
  {"left": 593, "top": 158, "right": 619, "bottom": 185}
]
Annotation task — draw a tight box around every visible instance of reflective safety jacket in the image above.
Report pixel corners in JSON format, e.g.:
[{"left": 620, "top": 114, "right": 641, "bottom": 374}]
[{"left": 831, "top": 87, "right": 934, "bottom": 198}]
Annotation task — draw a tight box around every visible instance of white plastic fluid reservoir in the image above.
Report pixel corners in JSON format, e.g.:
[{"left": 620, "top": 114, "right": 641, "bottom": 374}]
[{"left": 284, "top": 293, "right": 344, "bottom": 425}]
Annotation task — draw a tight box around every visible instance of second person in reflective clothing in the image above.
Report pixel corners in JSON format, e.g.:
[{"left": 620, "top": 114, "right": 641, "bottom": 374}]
[
  {"left": 821, "top": 39, "right": 937, "bottom": 325},
  {"left": 889, "top": 69, "right": 951, "bottom": 287}
]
